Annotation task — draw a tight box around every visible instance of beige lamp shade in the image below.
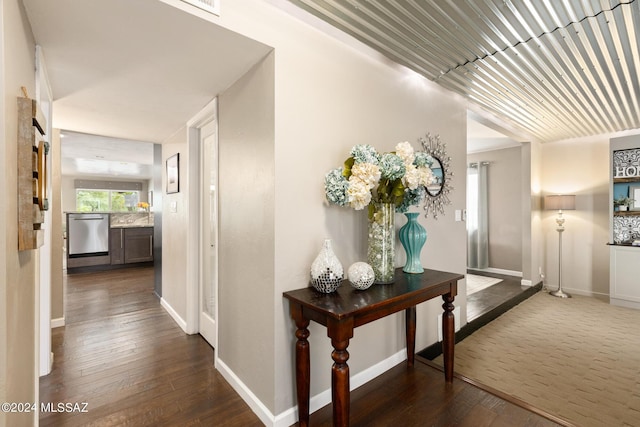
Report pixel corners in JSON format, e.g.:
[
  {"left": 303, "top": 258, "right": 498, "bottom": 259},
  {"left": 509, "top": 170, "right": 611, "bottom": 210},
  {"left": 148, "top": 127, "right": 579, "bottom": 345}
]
[{"left": 544, "top": 195, "right": 576, "bottom": 210}]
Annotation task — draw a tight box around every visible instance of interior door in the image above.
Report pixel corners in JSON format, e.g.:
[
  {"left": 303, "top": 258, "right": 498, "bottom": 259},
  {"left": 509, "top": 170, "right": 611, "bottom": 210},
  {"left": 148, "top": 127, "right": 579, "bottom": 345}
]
[{"left": 199, "top": 119, "right": 218, "bottom": 348}]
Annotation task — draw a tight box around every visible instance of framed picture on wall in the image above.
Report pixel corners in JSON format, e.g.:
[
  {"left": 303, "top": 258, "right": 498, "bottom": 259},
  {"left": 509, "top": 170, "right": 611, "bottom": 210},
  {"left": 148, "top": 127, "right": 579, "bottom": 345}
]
[
  {"left": 630, "top": 185, "right": 640, "bottom": 211},
  {"left": 166, "top": 153, "right": 180, "bottom": 194}
]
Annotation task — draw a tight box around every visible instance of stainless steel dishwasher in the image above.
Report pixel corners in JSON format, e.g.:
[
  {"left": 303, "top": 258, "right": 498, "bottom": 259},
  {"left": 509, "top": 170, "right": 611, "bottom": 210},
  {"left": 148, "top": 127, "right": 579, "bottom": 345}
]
[{"left": 67, "top": 213, "right": 110, "bottom": 257}]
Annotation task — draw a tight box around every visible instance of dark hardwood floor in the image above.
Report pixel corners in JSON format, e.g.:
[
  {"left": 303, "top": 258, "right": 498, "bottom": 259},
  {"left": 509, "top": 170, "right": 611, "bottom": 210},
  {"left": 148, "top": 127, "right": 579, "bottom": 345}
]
[
  {"left": 42, "top": 266, "right": 561, "bottom": 426},
  {"left": 40, "top": 267, "right": 262, "bottom": 426},
  {"left": 466, "top": 270, "right": 530, "bottom": 322},
  {"left": 309, "top": 358, "right": 564, "bottom": 427}
]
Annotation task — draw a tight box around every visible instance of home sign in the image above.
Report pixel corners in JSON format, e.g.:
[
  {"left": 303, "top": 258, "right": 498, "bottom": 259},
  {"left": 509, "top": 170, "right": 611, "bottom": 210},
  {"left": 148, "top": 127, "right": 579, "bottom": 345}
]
[{"left": 614, "top": 148, "right": 640, "bottom": 178}]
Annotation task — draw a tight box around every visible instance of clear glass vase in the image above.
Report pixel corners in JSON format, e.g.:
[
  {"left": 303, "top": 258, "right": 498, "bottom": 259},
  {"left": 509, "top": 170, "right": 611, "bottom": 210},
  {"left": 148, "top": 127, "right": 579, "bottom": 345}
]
[{"left": 367, "top": 202, "right": 396, "bottom": 284}]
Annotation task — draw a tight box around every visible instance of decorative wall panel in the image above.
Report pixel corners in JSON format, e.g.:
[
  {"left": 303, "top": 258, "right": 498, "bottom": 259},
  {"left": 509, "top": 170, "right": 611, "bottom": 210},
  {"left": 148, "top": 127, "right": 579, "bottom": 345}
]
[
  {"left": 613, "top": 215, "right": 640, "bottom": 243},
  {"left": 17, "top": 96, "right": 48, "bottom": 250}
]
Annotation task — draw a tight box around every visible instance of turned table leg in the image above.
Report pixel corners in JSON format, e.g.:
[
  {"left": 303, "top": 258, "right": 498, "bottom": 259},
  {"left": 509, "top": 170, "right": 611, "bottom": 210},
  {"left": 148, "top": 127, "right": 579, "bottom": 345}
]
[
  {"left": 291, "top": 305, "right": 311, "bottom": 427},
  {"left": 331, "top": 337, "right": 350, "bottom": 427},
  {"left": 328, "top": 318, "right": 354, "bottom": 427},
  {"left": 442, "top": 294, "right": 455, "bottom": 382},
  {"left": 406, "top": 306, "right": 416, "bottom": 367}
]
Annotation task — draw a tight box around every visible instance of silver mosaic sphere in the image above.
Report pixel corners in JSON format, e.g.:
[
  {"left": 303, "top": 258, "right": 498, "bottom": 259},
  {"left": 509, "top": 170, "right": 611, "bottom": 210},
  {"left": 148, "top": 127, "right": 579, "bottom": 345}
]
[{"left": 348, "top": 262, "right": 375, "bottom": 290}]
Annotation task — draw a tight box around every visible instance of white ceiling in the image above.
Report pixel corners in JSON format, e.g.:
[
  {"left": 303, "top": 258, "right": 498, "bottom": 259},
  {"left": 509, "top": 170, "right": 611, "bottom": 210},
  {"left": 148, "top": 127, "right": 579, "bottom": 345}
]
[
  {"left": 23, "top": 0, "right": 271, "bottom": 144},
  {"left": 60, "top": 131, "right": 155, "bottom": 179},
  {"left": 467, "top": 118, "right": 520, "bottom": 154},
  {"left": 23, "top": 0, "right": 272, "bottom": 179},
  {"left": 288, "top": 0, "right": 640, "bottom": 143}
]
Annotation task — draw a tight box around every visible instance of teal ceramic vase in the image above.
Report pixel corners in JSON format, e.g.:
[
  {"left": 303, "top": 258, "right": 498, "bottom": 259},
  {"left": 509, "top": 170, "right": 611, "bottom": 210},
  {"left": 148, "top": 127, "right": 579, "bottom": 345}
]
[{"left": 399, "top": 212, "right": 426, "bottom": 273}]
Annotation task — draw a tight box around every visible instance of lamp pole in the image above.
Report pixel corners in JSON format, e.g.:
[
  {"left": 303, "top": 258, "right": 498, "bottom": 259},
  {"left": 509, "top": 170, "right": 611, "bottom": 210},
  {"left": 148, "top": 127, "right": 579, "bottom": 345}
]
[{"left": 550, "top": 209, "right": 571, "bottom": 298}]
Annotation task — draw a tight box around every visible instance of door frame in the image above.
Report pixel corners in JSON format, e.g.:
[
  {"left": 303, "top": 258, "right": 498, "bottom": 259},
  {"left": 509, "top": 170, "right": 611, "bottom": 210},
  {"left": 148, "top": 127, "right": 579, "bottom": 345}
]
[
  {"left": 186, "top": 98, "right": 219, "bottom": 359},
  {"left": 198, "top": 117, "right": 219, "bottom": 349},
  {"left": 36, "top": 45, "right": 54, "bottom": 377}
]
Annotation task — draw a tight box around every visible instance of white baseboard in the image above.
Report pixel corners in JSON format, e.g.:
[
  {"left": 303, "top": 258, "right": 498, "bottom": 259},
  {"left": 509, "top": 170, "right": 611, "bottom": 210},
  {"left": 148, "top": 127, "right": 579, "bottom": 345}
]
[
  {"left": 160, "top": 297, "right": 187, "bottom": 333},
  {"left": 217, "top": 358, "right": 277, "bottom": 426},
  {"left": 468, "top": 267, "right": 522, "bottom": 277},
  {"left": 610, "top": 297, "right": 640, "bottom": 309},
  {"left": 521, "top": 279, "right": 532, "bottom": 287},
  {"left": 51, "top": 317, "right": 65, "bottom": 328},
  {"left": 274, "top": 349, "right": 407, "bottom": 427},
  {"left": 215, "top": 349, "right": 407, "bottom": 427},
  {"left": 561, "top": 288, "right": 610, "bottom": 299}
]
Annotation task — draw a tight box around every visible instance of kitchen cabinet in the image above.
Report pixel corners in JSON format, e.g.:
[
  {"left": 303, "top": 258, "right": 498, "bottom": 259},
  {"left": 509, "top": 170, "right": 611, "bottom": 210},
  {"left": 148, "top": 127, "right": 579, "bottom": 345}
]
[
  {"left": 110, "top": 227, "right": 153, "bottom": 265},
  {"left": 110, "top": 228, "right": 124, "bottom": 265},
  {"left": 124, "top": 227, "right": 154, "bottom": 263}
]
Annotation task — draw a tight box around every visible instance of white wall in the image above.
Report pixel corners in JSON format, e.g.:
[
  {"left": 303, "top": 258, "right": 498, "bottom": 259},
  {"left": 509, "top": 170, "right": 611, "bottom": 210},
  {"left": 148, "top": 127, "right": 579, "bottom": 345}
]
[
  {"left": 1, "top": 0, "right": 39, "bottom": 425},
  {"left": 541, "top": 136, "right": 611, "bottom": 297},
  {"left": 1, "top": 2, "right": 8, "bottom": 424},
  {"left": 51, "top": 130, "right": 64, "bottom": 323},
  {"left": 60, "top": 176, "right": 76, "bottom": 214},
  {"left": 160, "top": 127, "right": 189, "bottom": 327},
  {"left": 524, "top": 141, "right": 544, "bottom": 287},
  {"left": 218, "top": 53, "right": 275, "bottom": 409},
  {"left": 271, "top": 37, "right": 468, "bottom": 416}
]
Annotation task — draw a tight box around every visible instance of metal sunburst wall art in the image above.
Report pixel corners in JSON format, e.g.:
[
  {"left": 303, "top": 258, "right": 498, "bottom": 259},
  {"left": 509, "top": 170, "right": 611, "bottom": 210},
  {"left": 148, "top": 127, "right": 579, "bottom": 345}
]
[{"left": 420, "top": 133, "right": 453, "bottom": 219}]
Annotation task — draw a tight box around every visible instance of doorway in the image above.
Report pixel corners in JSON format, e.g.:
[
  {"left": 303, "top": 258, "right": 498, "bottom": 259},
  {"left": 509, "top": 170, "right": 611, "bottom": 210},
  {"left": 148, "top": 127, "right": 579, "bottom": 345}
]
[
  {"left": 198, "top": 117, "right": 218, "bottom": 349},
  {"left": 185, "top": 99, "right": 219, "bottom": 351},
  {"left": 466, "top": 117, "right": 526, "bottom": 321}
]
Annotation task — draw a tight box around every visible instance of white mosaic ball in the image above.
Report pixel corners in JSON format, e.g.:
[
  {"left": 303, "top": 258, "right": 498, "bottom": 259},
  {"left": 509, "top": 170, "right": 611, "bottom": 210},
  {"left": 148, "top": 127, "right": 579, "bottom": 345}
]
[{"left": 348, "top": 262, "right": 375, "bottom": 290}]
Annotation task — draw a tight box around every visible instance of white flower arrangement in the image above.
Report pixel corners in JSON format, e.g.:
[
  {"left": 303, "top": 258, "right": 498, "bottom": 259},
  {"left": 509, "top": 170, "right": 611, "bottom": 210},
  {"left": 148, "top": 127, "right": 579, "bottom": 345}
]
[{"left": 324, "top": 142, "right": 436, "bottom": 215}]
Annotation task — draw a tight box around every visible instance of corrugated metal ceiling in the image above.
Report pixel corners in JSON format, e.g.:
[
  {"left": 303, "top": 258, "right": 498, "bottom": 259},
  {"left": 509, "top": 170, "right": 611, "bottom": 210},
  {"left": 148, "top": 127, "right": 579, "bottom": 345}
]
[{"left": 288, "top": 0, "right": 640, "bottom": 142}]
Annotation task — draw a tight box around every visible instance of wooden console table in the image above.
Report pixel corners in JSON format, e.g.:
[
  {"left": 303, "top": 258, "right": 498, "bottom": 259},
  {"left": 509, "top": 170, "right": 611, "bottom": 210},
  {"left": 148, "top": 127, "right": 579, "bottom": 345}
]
[{"left": 283, "top": 268, "right": 463, "bottom": 427}]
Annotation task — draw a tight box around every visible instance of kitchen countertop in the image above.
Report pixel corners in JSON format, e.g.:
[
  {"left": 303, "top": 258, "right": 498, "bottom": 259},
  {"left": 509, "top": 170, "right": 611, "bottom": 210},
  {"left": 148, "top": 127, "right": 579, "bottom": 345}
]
[{"left": 110, "top": 224, "right": 154, "bottom": 229}]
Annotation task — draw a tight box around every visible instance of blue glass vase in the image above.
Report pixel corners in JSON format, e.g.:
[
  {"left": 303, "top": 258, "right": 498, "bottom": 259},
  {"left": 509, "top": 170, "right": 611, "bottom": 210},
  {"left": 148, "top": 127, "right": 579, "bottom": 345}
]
[{"left": 399, "top": 212, "right": 426, "bottom": 273}]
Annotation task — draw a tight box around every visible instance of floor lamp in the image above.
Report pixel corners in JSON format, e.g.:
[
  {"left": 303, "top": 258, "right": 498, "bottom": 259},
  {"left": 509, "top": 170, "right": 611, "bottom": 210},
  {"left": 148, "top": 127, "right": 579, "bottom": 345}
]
[{"left": 544, "top": 195, "right": 576, "bottom": 298}]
